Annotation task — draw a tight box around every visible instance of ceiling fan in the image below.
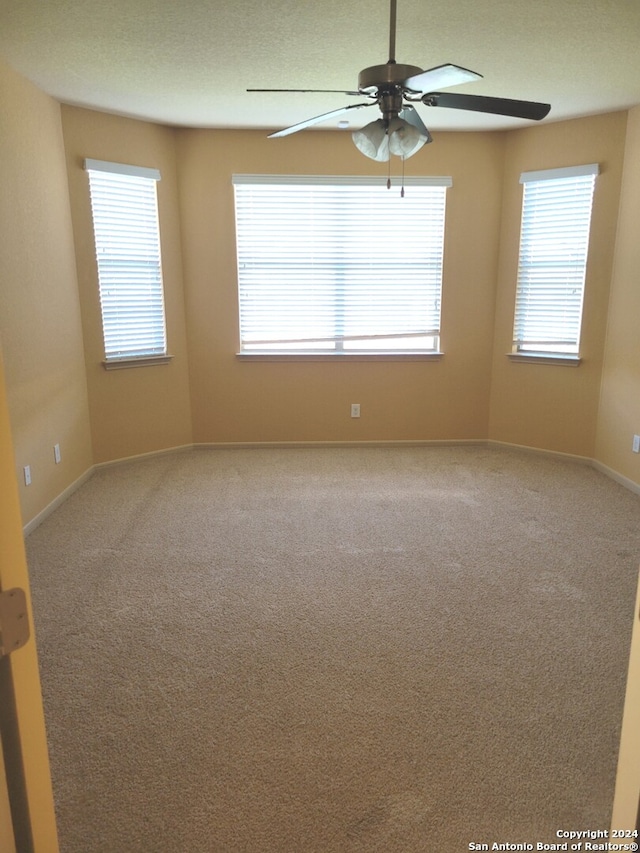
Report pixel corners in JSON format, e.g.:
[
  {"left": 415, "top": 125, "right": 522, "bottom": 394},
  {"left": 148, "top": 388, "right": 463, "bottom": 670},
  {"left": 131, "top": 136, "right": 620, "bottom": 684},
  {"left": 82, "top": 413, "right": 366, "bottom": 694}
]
[{"left": 248, "top": 0, "right": 550, "bottom": 161}]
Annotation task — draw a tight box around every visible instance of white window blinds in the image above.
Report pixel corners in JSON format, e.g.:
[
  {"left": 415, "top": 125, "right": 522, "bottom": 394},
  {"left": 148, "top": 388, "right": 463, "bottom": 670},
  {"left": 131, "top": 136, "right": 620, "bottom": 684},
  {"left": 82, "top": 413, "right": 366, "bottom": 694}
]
[
  {"left": 513, "top": 164, "right": 598, "bottom": 356},
  {"left": 85, "top": 159, "right": 167, "bottom": 362},
  {"left": 233, "top": 175, "right": 451, "bottom": 354}
]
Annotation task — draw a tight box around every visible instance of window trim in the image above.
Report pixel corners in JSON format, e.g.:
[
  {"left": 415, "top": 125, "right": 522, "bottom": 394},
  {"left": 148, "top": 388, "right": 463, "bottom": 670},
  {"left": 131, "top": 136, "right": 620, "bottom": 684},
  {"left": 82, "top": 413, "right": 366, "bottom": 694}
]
[
  {"left": 84, "top": 159, "right": 170, "bottom": 367},
  {"left": 232, "top": 174, "right": 451, "bottom": 358},
  {"left": 102, "top": 354, "right": 174, "bottom": 371},
  {"left": 506, "top": 352, "right": 581, "bottom": 367},
  {"left": 236, "top": 351, "right": 444, "bottom": 363},
  {"left": 84, "top": 159, "right": 161, "bottom": 182},
  {"left": 510, "top": 163, "right": 599, "bottom": 363}
]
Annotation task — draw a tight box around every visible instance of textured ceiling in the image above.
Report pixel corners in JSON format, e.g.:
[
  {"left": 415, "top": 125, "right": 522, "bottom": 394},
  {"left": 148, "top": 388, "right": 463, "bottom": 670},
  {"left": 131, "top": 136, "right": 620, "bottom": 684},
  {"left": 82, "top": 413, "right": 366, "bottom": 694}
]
[{"left": 1, "top": 0, "right": 640, "bottom": 135}]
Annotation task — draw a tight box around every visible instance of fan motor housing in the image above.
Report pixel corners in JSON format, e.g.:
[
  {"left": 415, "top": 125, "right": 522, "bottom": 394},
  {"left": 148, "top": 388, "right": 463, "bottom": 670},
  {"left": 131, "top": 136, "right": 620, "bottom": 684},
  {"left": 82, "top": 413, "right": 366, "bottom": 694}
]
[{"left": 358, "top": 63, "right": 423, "bottom": 93}]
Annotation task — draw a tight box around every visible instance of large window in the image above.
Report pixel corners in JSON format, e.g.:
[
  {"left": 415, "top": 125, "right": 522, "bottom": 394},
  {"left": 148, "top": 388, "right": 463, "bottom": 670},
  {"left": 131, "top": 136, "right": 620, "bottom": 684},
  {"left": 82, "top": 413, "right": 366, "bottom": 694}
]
[
  {"left": 85, "top": 159, "right": 168, "bottom": 367},
  {"left": 512, "top": 164, "right": 598, "bottom": 359},
  {"left": 233, "top": 175, "right": 451, "bottom": 355}
]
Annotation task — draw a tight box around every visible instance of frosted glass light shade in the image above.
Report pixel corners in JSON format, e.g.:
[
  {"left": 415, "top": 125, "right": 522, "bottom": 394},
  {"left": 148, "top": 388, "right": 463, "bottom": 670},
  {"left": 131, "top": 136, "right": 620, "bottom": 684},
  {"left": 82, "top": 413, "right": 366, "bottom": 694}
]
[
  {"left": 352, "top": 119, "right": 390, "bottom": 161},
  {"left": 387, "top": 117, "right": 429, "bottom": 158},
  {"left": 352, "top": 117, "right": 429, "bottom": 161}
]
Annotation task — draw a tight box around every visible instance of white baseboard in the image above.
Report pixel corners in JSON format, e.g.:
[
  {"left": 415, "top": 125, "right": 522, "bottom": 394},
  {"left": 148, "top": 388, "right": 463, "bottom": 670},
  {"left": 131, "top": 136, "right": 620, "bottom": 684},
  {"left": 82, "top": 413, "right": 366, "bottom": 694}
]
[
  {"left": 592, "top": 459, "right": 640, "bottom": 497},
  {"left": 24, "top": 445, "right": 194, "bottom": 534},
  {"left": 193, "top": 439, "right": 488, "bottom": 450},
  {"left": 23, "top": 440, "right": 640, "bottom": 534},
  {"left": 487, "top": 439, "right": 593, "bottom": 465},
  {"left": 490, "top": 440, "right": 640, "bottom": 493},
  {"left": 92, "top": 443, "right": 194, "bottom": 470},
  {"left": 23, "top": 467, "right": 95, "bottom": 536}
]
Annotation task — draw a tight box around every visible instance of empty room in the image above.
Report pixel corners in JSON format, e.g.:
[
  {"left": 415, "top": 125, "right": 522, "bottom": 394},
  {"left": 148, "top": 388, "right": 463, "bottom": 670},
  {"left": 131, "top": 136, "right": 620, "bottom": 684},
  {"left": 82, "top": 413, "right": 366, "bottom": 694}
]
[{"left": 1, "top": 0, "right": 640, "bottom": 850}]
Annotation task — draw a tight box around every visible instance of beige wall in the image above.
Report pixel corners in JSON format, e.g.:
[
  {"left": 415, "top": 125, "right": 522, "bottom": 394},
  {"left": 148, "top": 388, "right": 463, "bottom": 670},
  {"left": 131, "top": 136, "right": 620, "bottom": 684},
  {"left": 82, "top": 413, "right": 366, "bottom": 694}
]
[
  {"left": 177, "top": 128, "right": 505, "bottom": 444},
  {"left": 61, "top": 107, "right": 193, "bottom": 463},
  {"left": 595, "top": 105, "right": 640, "bottom": 486},
  {"left": 0, "top": 60, "right": 93, "bottom": 525},
  {"left": 3, "top": 57, "right": 640, "bottom": 523},
  {"left": 488, "top": 112, "right": 627, "bottom": 458}
]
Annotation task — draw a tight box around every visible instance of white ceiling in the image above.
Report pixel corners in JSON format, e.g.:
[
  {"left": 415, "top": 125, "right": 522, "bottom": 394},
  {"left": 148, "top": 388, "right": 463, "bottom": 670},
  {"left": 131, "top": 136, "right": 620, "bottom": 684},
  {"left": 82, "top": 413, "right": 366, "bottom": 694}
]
[{"left": 1, "top": 0, "right": 640, "bottom": 135}]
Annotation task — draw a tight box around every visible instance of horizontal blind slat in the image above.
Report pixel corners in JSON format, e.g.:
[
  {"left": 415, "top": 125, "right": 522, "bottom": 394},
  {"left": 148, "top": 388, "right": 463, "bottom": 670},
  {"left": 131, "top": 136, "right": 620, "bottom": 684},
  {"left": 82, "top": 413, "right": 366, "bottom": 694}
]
[
  {"left": 513, "top": 170, "right": 596, "bottom": 355},
  {"left": 234, "top": 179, "right": 448, "bottom": 353},
  {"left": 87, "top": 167, "right": 167, "bottom": 360}
]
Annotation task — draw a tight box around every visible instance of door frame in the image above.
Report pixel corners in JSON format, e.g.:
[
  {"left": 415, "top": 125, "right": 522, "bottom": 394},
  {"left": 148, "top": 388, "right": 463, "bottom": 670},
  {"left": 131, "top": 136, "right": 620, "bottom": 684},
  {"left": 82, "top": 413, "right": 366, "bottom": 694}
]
[
  {"left": 0, "top": 347, "right": 59, "bottom": 852},
  {"left": 611, "top": 565, "right": 640, "bottom": 833}
]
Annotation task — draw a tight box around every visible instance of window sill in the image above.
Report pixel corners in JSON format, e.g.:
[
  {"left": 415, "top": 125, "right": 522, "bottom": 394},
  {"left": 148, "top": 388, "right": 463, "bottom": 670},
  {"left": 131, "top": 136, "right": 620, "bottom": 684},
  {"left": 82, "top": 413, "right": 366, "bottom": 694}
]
[
  {"left": 103, "top": 355, "right": 174, "bottom": 370},
  {"left": 236, "top": 352, "right": 444, "bottom": 362},
  {"left": 506, "top": 352, "right": 581, "bottom": 367}
]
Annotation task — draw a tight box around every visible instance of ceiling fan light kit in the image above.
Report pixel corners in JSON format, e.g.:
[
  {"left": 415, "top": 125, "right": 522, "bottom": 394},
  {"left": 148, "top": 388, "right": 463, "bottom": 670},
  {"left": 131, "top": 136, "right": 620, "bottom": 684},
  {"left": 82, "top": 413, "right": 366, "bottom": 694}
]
[
  {"left": 249, "top": 0, "right": 550, "bottom": 162},
  {"left": 353, "top": 116, "right": 430, "bottom": 162}
]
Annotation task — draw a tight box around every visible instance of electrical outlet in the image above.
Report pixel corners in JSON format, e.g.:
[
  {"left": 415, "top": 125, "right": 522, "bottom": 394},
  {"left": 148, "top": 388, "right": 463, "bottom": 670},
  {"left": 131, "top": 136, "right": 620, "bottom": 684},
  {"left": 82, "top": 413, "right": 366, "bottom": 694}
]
[
  {"left": 351, "top": 403, "right": 361, "bottom": 418},
  {"left": 633, "top": 435, "right": 640, "bottom": 454},
  {"left": 54, "top": 443, "right": 61, "bottom": 464},
  {"left": 24, "top": 465, "right": 31, "bottom": 486}
]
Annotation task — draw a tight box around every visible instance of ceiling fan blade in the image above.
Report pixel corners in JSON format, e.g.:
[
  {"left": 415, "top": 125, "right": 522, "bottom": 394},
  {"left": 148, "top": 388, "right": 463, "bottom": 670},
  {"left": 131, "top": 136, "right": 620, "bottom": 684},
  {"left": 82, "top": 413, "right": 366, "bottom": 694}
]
[
  {"left": 399, "top": 105, "right": 432, "bottom": 143},
  {"left": 248, "top": 88, "right": 364, "bottom": 96},
  {"left": 402, "top": 63, "right": 482, "bottom": 94},
  {"left": 422, "top": 91, "right": 551, "bottom": 120},
  {"left": 268, "top": 102, "right": 376, "bottom": 138}
]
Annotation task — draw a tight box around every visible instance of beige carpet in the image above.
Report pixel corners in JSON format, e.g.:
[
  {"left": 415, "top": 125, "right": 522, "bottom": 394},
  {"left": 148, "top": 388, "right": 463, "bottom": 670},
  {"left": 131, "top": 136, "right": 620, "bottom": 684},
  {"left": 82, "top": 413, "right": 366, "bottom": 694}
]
[{"left": 25, "top": 445, "right": 640, "bottom": 852}]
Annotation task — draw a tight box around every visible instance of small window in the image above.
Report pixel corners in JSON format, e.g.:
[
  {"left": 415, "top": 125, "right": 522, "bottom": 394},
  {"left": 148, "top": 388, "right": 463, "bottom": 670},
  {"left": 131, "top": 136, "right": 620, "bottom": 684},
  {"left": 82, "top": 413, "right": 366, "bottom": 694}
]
[
  {"left": 512, "top": 164, "right": 598, "bottom": 359},
  {"left": 232, "top": 175, "right": 451, "bottom": 356},
  {"left": 85, "top": 159, "right": 168, "bottom": 366}
]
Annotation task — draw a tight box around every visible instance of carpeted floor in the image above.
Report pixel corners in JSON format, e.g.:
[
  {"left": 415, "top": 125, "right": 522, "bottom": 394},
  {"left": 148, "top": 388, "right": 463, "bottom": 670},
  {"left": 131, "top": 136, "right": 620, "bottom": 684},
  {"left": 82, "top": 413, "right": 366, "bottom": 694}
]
[{"left": 25, "top": 445, "right": 640, "bottom": 852}]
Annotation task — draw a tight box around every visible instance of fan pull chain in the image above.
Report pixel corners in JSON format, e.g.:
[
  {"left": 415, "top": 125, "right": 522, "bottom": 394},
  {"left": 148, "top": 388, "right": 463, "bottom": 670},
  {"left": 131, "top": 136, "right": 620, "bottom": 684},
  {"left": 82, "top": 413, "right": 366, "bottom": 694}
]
[{"left": 385, "top": 157, "right": 407, "bottom": 196}]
